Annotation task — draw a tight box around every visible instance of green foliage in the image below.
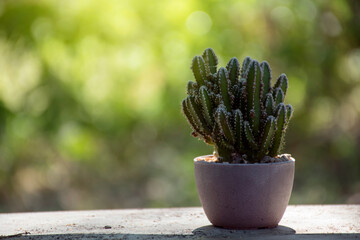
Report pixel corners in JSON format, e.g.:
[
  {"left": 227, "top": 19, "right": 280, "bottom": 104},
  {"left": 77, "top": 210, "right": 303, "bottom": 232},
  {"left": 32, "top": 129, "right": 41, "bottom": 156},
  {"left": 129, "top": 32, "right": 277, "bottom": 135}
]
[
  {"left": 182, "top": 48, "right": 293, "bottom": 163},
  {"left": 0, "top": 0, "right": 359, "bottom": 211}
]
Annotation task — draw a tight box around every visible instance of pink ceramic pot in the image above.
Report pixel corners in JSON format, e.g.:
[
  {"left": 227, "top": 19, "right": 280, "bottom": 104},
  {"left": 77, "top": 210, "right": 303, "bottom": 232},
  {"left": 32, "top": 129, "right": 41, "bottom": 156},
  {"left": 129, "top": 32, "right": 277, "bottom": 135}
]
[{"left": 194, "top": 155, "right": 295, "bottom": 229}]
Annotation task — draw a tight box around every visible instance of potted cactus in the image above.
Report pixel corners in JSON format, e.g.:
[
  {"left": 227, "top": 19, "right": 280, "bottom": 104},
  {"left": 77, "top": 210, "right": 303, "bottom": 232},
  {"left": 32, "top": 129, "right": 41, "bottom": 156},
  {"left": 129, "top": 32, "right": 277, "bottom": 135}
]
[{"left": 182, "top": 48, "right": 295, "bottom": 229}]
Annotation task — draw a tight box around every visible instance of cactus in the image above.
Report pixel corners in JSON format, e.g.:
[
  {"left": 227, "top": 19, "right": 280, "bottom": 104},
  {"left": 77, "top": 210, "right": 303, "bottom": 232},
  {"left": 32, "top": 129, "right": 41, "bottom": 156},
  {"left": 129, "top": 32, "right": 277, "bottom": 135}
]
[{"left": 182, "top": 48, "right": 294, "bottom": 163}]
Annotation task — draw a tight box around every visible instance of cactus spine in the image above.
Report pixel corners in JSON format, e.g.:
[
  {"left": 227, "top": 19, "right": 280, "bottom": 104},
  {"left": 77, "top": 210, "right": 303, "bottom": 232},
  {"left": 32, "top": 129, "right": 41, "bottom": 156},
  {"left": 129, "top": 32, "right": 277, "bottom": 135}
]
[{"left": 182, "top": 48, "right": 294, "bottom": 163}]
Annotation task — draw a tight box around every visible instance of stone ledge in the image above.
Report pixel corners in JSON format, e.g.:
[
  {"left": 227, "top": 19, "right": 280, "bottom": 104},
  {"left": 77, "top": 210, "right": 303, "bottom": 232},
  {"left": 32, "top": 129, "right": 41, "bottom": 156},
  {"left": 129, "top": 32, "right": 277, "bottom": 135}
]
[{"left": 0, "top": 205, "right": 359, "bottom": 239}]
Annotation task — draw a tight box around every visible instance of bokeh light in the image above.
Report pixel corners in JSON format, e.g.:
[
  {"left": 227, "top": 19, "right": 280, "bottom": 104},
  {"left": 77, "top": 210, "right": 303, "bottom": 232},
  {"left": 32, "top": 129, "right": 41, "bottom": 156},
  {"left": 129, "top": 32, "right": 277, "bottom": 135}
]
[{"left": 0, "top": 0, "right": 359, "bottom": 212}]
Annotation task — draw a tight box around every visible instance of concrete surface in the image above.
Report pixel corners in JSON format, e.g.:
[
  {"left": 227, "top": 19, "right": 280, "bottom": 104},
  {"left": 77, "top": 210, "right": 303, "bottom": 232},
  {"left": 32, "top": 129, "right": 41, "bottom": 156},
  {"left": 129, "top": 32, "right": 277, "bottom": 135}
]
[{"left": 0, "top": 205, "right": 359, "bottom": 239}]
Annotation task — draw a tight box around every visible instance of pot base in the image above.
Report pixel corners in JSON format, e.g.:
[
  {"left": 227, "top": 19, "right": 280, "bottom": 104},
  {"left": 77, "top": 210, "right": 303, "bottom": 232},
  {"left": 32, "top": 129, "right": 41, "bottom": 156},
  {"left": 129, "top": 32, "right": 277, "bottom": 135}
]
[{"left": 214, "top": 224, "right": 278, "bottom": 230}]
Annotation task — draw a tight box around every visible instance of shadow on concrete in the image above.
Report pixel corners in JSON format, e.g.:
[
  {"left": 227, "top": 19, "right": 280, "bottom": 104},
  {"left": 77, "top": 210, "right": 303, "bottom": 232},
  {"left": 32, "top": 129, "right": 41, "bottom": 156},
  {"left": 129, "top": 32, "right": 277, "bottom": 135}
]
[{"left": 3, "top": 225, "right": 360, "bottom": 239}]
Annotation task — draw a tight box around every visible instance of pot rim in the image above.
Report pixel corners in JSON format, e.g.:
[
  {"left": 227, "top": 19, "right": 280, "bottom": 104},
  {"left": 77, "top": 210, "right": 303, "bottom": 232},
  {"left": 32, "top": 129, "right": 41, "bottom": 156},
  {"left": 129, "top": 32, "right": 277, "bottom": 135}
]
[{"left": 194, "top": 154, "right": 295, "bottom": 166}]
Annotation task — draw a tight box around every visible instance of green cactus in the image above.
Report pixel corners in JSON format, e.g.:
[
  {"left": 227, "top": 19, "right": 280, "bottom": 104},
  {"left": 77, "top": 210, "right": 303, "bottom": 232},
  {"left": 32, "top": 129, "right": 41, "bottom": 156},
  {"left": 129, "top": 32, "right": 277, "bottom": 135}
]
[{"left": 182, "top": 48, "right": 294, "bottom": 163}]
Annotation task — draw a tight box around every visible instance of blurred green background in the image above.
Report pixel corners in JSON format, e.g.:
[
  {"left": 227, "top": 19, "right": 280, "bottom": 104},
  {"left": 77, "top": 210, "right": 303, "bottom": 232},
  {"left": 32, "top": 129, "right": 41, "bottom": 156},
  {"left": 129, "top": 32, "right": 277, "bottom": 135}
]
[{"left": 0, "top": 0, "right": 359, "bottom": 212}]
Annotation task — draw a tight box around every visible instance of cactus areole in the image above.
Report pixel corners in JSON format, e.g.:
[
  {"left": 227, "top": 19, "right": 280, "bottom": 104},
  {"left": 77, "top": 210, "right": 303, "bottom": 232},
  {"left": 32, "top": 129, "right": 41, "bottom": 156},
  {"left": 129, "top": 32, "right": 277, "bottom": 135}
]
[{"left": 182, "top": 48, "right": 294, "bottom": 163}]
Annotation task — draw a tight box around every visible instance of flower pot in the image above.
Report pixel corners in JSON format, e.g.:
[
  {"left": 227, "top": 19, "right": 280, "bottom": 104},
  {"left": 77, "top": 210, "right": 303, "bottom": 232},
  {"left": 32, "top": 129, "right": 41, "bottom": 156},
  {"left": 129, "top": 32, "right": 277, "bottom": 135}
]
[{"left": 194, "top": 155, "right": 295, "bottom": 229}]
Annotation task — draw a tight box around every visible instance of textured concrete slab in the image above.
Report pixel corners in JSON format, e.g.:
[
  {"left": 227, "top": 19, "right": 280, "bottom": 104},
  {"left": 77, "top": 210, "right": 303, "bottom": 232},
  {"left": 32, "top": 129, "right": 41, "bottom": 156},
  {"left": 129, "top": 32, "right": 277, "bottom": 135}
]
[{"left": 0, "top": 205, "right": 359, "bottom": 239}]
